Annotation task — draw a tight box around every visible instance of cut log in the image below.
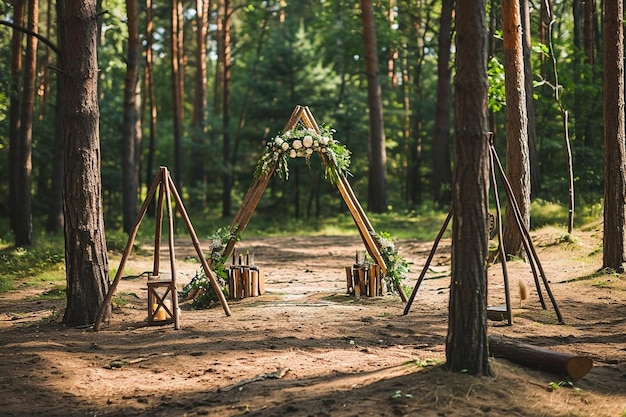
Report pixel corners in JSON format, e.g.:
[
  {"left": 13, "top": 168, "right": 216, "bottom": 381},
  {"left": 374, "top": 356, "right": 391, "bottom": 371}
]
[
  {"left": 257, "top": 267, "right": 265, "bottom": 295},
  {"left": 488, "top": 335, "right": 593, "bottom": 381},
  {"left": 251, "top": 269, "right": 259, "bottom": 297}
]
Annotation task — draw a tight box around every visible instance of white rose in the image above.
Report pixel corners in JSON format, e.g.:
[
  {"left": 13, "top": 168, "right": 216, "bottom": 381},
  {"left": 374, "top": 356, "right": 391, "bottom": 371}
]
[
  {"left": 275, "top": 137, "right": 284, "bottom": 146},
  {"left": 321, "top": 136, "right": 330, "bottom": 145},
  {"left": 293, "top": 139, "right": 303, "bottom": 150},
  {"left": 281, "top": 142, "right": 290, "bottom": 151},
  {"left": 306, "top": 148, "right": 313, "bottom": 155},
  {"left": 289, "top": 149, "right": 297, "bottom": 158},
  {"left": 313, "top": 140, "right": 319, "bottom": 148},
  {"left": 302, "top": 135, "right": 313, "bottom": 148},
  {"left": 285, "top": 130, "right": 292, "bottom": 138}
]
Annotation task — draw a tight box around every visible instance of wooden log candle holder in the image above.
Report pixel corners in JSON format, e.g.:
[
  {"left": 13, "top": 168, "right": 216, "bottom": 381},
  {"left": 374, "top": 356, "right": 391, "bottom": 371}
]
[
  {"left": 345, "top": 264, "right": 384, "bottom": 298},
  {"left": 228, "top": 250, "right": 264, "bottom": 300},
  {"left": 228, "top": 266, "right": 265, "bottom": 299}
]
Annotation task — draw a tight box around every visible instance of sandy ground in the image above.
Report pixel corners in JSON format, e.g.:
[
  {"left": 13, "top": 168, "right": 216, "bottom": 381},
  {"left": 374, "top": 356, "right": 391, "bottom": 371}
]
[{"left": 1, "top": 225, "right": 625, "bottom": 416}]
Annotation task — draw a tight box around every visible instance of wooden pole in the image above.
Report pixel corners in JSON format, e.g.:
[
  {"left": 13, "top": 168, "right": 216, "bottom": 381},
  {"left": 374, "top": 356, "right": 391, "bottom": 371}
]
[
  {"left": 153, "top": 169, "right": 166, "bottom": 276},
  {"left": 167, "top": 173, "right": 232, "bottom": 316},
  {"left": 489, "top": 147, "right": 513, "bottom": 325},
  {"left": 163, "top": 168, "right": 181, "bottom": 329},
  {"left": 490, "top": 142, "right": 564, "bottom": 323},
  {"left": 93, "top": 169, "right": 163, "bottom": 331},
  {"left": 403, "top": 210, "right": 452, "bottom": 315}
]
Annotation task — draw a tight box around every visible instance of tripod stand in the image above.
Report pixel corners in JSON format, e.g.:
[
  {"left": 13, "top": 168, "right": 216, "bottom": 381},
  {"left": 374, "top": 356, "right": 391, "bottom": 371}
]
[{"left": 403, "top": 134, "right": 564, "bottom": 325}]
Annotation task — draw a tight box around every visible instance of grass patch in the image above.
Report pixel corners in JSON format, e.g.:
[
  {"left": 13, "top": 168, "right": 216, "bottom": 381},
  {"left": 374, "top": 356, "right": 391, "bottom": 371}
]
[
  {"left": 0, "top": 236, "right": 65, "bottom": 292},
  {"left": 561, "top": 268, "right": 620, "bottom": 284},
  {"left": 530, "top": 200, "right": 602, "bottom": 228},
  {"left": 112, "top": 291, "right": 140, "bottom": 309},
  {"left": 32, "top": 285, "right": 66, "bottom": 301}
]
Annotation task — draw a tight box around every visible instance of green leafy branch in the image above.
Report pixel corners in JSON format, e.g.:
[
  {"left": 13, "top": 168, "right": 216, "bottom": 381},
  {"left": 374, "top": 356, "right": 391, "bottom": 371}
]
[
  {"left": 374, "top": 231, "right": 409, "bottom": 294},
  {"left": 179, "top": 227, "right": 239, "bottom": 309}
]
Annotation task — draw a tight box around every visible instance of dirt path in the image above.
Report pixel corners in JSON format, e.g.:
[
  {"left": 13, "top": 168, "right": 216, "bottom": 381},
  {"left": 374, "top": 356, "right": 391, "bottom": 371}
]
[{"left": 0, "top": 230, "right": 625, "bottom": 416}]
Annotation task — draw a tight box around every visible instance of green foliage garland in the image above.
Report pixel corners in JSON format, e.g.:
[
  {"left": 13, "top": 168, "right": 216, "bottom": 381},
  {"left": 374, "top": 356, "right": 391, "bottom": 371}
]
[
  {"left": 179, "top": 227, "right": 239, "bottom": 309},
  {"left": 374, "top": 231, "right": 409, "bottom": 294},
  {"left": 254, "top": 124, "right": 351, "bottom": 184}
]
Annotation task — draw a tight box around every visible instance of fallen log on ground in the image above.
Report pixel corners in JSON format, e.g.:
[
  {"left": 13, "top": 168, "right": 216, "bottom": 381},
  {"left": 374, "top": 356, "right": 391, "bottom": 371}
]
[{"left": 488, "top": 335, "right": 593, "bottom": 381}]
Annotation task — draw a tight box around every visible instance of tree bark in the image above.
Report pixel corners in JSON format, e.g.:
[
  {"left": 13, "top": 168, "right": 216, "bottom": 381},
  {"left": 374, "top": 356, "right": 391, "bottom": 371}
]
[
  {"left": 144, "top": 0, "right": 157, "bottom": 217},
  {"left": 37, "top": 0, "right": 52, "bottom": 120},
  {"left": 602, "top": 0, "right": 626, "bottom": 272},
  {"left": 583, "top": 0, "right": 595, "bottom": 65},
  {"left": 502, "top": 0, "right": 530, "bottom": 259},
  {"left": 190, "top": 0, "right": 209, "bottom": 201},
  {"left": 360, "top": 0, "right": 388, "bottom": 213},
  {"left": 171, "top": 0, "right": 184, "bottom": 192},
  {"left": 222, "top": 0, "right": 233, "bottom": 218},
  {"left": 520, "top": 0, "right": 540, "bottom": 196},
  {"left": 122, "top": 0, "right": 142, "bottom": 233},
  {"left": 447, "top": 0, "right": 491, "bottom": 376},
  {"left": 15, "top": 0, "right": 38, "bottom": 247},
  {"left": 59, "top": 0, "right": 110, "bottom": 326},
  {"left": 46, "top": 72, "right": 65, "bottom": 234},
  {"left": 539, "top": 0, "right": 552, "bottom": 81},
  {"left": 432, "top": 0, "right": 454, "bottom": 207},
  {"left": 9, "top": 0, "right": 25, "bottom": 237},
  {"left": 45, "top": 0, "right": 64, "bottom": 234}
]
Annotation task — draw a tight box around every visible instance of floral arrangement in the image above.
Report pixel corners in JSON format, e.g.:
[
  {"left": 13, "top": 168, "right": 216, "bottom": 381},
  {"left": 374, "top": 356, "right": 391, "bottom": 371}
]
[
  {"left": 179, "top": 227, "right": 239, "bottom": 309},
  {"left": 254, "top": 124, "right": 351, "bottom": 184},
  {"left": 374, "top": 231, "right": 409, "bottom": 295}
]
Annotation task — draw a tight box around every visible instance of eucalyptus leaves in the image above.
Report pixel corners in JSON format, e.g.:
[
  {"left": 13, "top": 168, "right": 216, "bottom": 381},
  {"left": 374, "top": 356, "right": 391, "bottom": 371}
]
[{"left": 254, "top": 125, "right": 351, "bottom": 184}]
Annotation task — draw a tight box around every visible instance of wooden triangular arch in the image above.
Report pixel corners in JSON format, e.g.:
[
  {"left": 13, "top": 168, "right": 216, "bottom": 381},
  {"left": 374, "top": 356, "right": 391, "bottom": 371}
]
[
  {"left": 93, "top": 166, "right": 231, "bottom": 331},
  {"left": 220, "top": 105, "right": 407, "bottom": 301}
]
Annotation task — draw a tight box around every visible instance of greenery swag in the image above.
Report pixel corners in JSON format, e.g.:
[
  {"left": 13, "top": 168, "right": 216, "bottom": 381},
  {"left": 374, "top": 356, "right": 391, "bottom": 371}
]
[
  {"left": 179, "top": 227, "right": 238, "bottom": 309},
  {"left": 254, "top": 125, "right": 351, "bottom": 184},
  {"left": 374, "top": 231, "right": 409, "bottom": 294}
]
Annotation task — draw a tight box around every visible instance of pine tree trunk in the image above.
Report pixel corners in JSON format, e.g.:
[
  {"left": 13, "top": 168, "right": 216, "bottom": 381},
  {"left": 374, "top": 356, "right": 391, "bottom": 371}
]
[
  {"left": 15, "top": 0, "right": 38, "bottom": 247},
  {"left": 502, "top": 0, "right": 530, "bottom": 259},
  {"left": 360, "top": 0, "right": 388, "bottom": 213},
  {"left": 190, "top": 0, "right": 209, "bottom": 200},
  {"left": 171, "top": 0, "right": 184, "bottom": 192},
  {"left": 602, "top": 0, "right": 626, "bottom": 272},
  {"left": 520, "top": 0, "right": 540, "bottom": 196},
  {"left": 9, "top": 0, "right": 25, "bottom": 236},
  {"left": 447, "top": 0, "right": 491, "bottom": 377},
  {"left": 432, "top": 0, "right": 453, "bottom": 207},
  {"left": 222, "top": 0, "right": 233, "bottom": 218},
  {"left": 122, "top": 0, "right": 142, "bottom": 233},
  {"left": 144, "top": 0, "right": 157, "bottom": 217},
  {"left": 45, "top": 0, "right": 64, "bottom": 234},
  {"left": 45, "top": 78, "right": 64, "bottom": 234},
  {"left": 59, "top": 0, "right": 110, "bottom": 326}
]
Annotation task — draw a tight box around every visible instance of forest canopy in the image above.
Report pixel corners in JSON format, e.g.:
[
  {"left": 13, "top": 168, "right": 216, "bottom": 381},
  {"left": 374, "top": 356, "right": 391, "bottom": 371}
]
[{"left": 0, "top": 0, "right": 605, "bottom": 232}]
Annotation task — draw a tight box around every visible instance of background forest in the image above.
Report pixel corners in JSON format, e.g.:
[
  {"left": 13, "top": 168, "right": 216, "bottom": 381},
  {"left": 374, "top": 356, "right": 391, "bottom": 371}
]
[{"left": 0, "top": 0, "right": 605, "bottom": 239}]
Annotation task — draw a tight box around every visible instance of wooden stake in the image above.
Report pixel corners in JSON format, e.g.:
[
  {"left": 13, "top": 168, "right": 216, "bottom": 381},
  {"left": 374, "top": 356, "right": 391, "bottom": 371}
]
[
  {"left": 251, "top": 269, "right": 259, "bottom": 297},
  {"left": 167, "top": 173, "right": 231, "bottom": 316},
  {"left": 345, "top": 266, "right": 353, "bottom": 294},
  {"left": 257, "top": 267, "right": 265, "bottom": 295},
  {"left": 93, "top": 169, "right": 163, "bottom": 331},
  {"left": 243, "top": 267, "right": 251, "bottom": 298}
]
